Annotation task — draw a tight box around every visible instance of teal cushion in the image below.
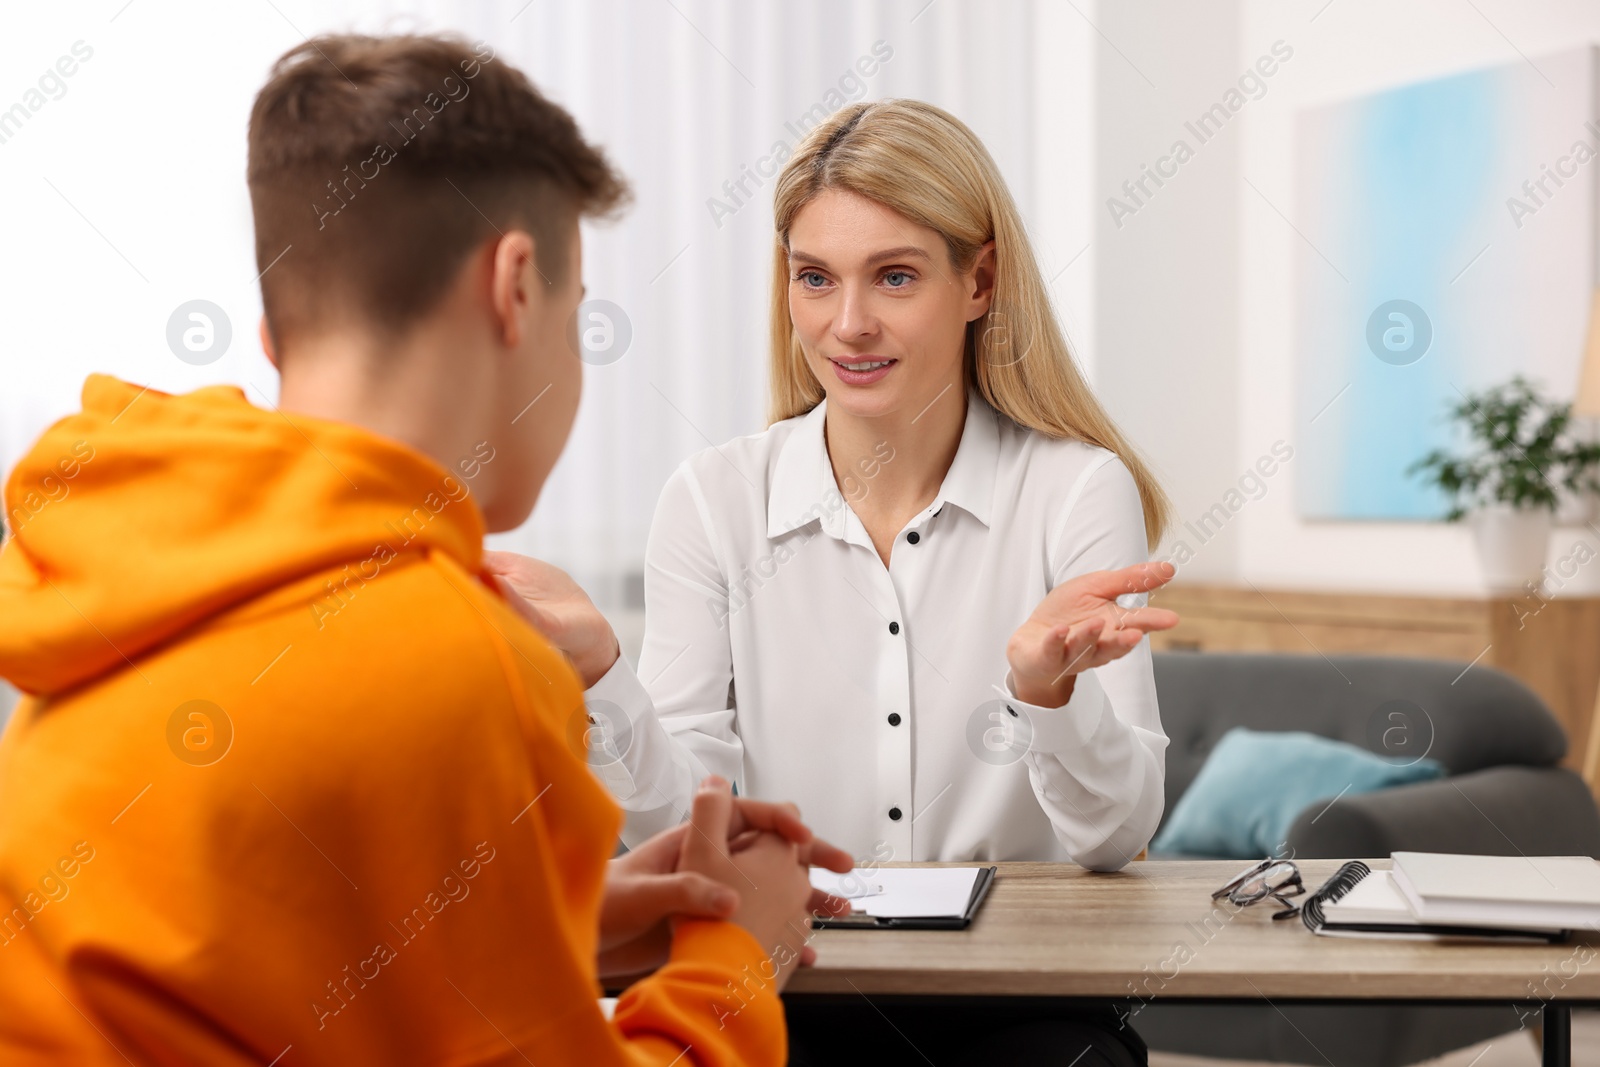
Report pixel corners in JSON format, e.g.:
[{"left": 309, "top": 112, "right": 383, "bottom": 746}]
[{"left": 1151, "top": 727, "right": 1447, "bottom": 859}]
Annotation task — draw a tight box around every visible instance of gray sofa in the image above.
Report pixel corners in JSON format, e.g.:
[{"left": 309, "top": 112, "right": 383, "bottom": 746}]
[{"left": 1137, "top": 651, "right": 1600, "bottom": 1067}]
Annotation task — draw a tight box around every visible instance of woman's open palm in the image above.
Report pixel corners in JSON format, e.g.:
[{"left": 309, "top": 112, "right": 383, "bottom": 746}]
[
  {"left": 1005, "top": 561, "right": 1180, "bottom": 707},
  {"left": 483, "top": 550, "right": 620, "bottom": 686}
]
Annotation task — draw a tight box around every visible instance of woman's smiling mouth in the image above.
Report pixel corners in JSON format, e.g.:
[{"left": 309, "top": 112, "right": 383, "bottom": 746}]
[{"left": 828, "top": 356, "right": 898, "bottom": 385}]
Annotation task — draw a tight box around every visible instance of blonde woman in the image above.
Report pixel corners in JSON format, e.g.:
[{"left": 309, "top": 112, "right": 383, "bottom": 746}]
[{"left": 491, "top": 100, "right": 1179, "bottom": 1065}]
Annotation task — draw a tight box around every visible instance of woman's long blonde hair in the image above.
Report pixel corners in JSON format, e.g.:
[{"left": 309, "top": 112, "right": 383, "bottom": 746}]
[{"left": 768, "top": 99, "right": 1172, "bottom": 549}]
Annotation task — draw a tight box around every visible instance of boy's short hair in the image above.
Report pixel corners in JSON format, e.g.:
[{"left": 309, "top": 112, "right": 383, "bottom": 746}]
[{"left": 247, "top": 34, "right": 627, "bottom": 349}]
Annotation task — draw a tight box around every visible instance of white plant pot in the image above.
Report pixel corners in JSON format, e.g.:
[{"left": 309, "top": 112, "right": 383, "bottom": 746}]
[
  {"left": 1554, "top": 485, "right": 1599, "bottom": 526},
  {"left": 1470, "top": 505, "right": 1552, "bottom": 594}
]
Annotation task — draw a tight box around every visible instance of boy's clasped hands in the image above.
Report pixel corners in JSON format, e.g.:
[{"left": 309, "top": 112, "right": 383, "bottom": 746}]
[
  {"left": 599, "top": 775, "right": 854, "bottom": 986},
  {"left": 488, "top": 551, "right": 858, "bottom": 986}
]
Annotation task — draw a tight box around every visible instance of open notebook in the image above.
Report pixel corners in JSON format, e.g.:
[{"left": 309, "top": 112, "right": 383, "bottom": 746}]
[
  {"left": 809, "top": 866, "right": 996, "bottom": 929},
  {"left": 1302, "top": 861, "right": 1565, "bottom": 942}
]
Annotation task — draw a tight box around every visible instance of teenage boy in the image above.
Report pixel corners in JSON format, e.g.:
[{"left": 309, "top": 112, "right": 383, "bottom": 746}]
[{"left": 0, "top": 33, "right": 846, "bottom": 1066}]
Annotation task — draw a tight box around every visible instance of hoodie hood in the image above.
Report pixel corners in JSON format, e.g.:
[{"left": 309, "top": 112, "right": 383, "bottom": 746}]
[{"left": 0, "top": 375, "right": 485, "bottom": 696}]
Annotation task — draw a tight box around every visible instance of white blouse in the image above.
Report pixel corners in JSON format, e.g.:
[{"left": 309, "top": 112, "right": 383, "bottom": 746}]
[{"left": 584, "top": 389, "right": 1167, "bottom": 870}]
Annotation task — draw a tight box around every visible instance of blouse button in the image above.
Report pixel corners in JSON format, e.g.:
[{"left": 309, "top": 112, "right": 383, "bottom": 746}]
[
  {"left": 888, "top": 807, "right": 903, "bottom": 821},
  {"left": 906, "top": 531, "right": 920, "bottom": 545},
  {"left": 888, "top": 712, "right": 902, "bottom": 726},
  {"left": 889, "top": 621, "right": 900, "bottom": 635}
]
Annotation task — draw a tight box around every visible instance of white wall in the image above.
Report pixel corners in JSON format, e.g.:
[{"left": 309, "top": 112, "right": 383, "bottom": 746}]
[
  {"left": 0, "top": 0, "right": 1094, "bottom": 617},
  {"left": 1091, "top": 0, "right": 1600, "bottom": 596},
  {"left": 1093, "top": 0, "right": 1244, "bottom": 583},
  {"left": 1236, "top": 0, "right": 1600, "bottom": 596}
]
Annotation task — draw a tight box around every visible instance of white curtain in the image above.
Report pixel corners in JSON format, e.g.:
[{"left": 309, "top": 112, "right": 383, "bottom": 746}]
[{"left": 0, "top": 0, "right": 1092, "bottom": 619}]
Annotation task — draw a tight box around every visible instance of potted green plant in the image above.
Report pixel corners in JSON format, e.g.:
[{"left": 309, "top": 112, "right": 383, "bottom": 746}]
[{"left": 1408, "top": 376, "right": 1600, "bottom": 592}]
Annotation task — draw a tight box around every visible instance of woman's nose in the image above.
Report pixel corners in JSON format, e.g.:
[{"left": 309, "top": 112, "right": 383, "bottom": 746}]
[{"left": 833, "top": 286, "right": 879, "bottom": 341}]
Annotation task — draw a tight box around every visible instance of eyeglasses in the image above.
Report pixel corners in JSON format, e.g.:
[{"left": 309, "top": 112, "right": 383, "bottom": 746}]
[{"left": 1211, "top": 858, "right": 1305, "bottom": 920}]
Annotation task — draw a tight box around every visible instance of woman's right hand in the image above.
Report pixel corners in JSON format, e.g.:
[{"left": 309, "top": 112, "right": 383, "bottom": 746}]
[{"left": 483, "top": 550, "right": 620, "bottom": 687}]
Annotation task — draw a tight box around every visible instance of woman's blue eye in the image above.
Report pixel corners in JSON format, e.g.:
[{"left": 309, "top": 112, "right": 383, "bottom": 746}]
[
  {"left": 883, "top": 270, "right": 912, "bottom": 287},
  {"left": 797, "top": 271, "right": 827, "bottom": 287}
]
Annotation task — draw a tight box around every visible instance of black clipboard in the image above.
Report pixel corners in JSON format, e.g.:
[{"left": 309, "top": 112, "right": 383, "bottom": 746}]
[{"left": 810, "top": 866, "right": 997, "bottom": 930}]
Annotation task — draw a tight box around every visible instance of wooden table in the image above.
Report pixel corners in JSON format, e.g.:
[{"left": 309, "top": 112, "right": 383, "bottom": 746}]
[{"left": 786, "top": 861, "right": 1600, "bottom": 1066}]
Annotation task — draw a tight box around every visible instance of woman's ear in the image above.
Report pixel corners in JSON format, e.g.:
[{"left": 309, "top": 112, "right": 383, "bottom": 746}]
[{"left": 966, "top": 239, "right": 998, "bottom": 321}]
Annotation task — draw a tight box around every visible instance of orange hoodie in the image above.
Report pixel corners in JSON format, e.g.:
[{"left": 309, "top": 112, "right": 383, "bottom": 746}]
[{"left": 0, "top": 376, "right": 784, "bottom": 1066}]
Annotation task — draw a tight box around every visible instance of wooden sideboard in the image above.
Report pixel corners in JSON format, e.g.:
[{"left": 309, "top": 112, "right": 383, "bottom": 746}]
[{"left": 1147, "top": 584, "right": 1600, "bottom": 787}]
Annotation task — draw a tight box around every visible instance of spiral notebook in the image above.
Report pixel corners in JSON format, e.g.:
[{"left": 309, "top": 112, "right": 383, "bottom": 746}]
[{"left": 1300, "top": 861, "right": 1566, "bottom": 943}]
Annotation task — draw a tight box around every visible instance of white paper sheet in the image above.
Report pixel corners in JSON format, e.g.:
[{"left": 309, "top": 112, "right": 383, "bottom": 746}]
[{"left": 809, "top": 866, "right": 983, "bottom": 919}]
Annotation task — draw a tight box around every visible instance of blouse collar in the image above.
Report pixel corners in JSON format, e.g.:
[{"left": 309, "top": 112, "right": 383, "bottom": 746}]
[{"left": 766, "top": 386, "right": 1000, "bottom": 540}]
